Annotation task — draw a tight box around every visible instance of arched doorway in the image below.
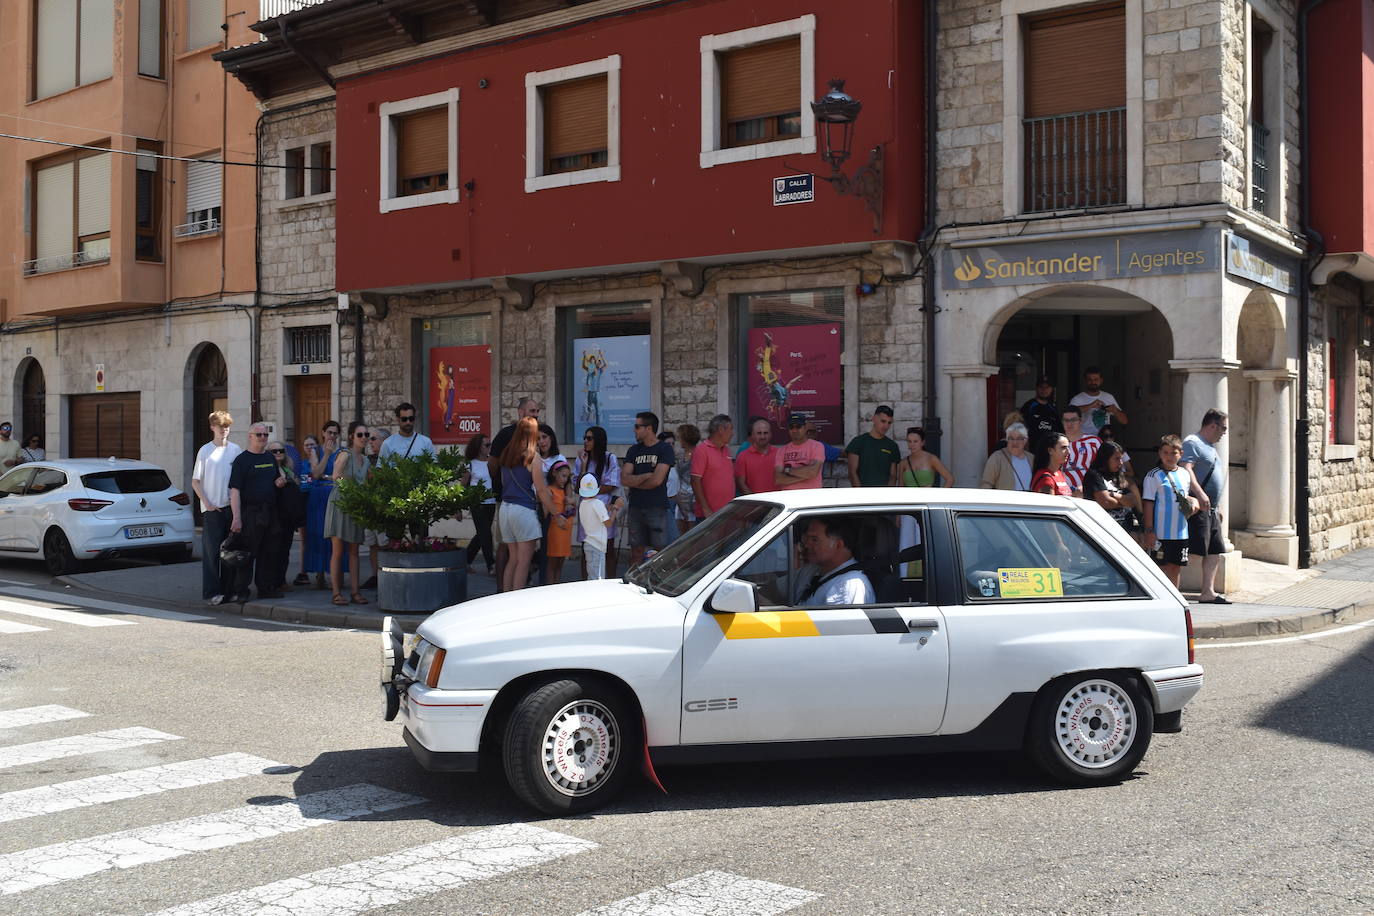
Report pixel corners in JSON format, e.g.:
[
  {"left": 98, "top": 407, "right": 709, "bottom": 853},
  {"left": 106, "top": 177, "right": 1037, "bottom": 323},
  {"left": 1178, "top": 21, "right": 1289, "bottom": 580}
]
[
  {"left": 189, "top": 344, "right": 228, "bottom": 525},
  {"left": 991, "top": 286, "right": 1176, "bottom": 457},
  {"left": 20, "top": 359, "right": 45, "bottom": 450}
]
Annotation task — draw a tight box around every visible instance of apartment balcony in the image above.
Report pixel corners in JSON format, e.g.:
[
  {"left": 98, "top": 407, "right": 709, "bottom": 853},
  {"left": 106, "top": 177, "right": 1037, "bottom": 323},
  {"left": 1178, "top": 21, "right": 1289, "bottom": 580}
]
[{"left": 1023, "top": 107, "right": 1126, "bottom": 213}]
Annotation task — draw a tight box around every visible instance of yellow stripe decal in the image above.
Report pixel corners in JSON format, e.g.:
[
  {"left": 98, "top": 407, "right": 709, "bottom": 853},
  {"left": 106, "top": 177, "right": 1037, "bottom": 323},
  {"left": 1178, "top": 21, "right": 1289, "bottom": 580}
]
[{"left": 714, "top": 611, "right": 820, "bottom": 639}]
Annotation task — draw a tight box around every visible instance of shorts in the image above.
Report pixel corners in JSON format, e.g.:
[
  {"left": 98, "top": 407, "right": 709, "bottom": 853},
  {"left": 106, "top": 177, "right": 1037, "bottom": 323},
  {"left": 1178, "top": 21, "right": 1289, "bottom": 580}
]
[
  {"left": 1155, "top": 538, "right": 1190, "bottom": 567},
  {"left": 498, "top": 502, "right": 542, "bottom": 543},
  {"left": 627, "top": 504, "right": 668, "bottom": 550},
  {"left": 1187, "top": 507, "right": 1225, "bottom": 556},
  {"left": 363, "top": 529, "right": 383, "bottom": 547}
]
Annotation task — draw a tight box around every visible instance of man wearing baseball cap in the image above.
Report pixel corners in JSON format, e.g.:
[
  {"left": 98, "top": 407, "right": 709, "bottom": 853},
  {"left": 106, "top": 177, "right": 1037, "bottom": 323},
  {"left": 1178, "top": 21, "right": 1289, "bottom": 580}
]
[
  {"left": 775, "top": 413, "right": 826, "bottom": 490},
  {"left": 1020, "top": 376, "right": 1063, "bottom": 438}
]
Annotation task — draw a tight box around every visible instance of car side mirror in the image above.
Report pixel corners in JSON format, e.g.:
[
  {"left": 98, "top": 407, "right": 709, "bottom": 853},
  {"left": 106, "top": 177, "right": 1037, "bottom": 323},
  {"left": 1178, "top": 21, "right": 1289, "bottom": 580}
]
[{"left": 709, "top": 578, "right": 758, "bottom": 614}]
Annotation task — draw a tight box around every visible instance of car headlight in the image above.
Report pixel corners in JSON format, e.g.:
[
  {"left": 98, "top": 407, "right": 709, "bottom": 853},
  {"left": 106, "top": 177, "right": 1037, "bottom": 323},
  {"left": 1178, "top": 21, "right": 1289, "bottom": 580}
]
[{"left": 414, "top": 639, "right": 446, "bottom": 688}]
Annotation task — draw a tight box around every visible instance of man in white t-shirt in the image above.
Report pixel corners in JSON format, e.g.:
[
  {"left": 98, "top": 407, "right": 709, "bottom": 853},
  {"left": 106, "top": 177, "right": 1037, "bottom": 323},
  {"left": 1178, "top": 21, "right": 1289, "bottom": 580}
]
[
  {"left": 191, "top": 409, "right": 243, "bottom": 603},
  {"left": 796, "top": 518, "right": 873, "bottom": 606},
  {"left": 1068, "top": 366, "right": 1129, "bottom": 438},
  {"left": 379, "top": 402, "right": 437, "bottom": 462}
]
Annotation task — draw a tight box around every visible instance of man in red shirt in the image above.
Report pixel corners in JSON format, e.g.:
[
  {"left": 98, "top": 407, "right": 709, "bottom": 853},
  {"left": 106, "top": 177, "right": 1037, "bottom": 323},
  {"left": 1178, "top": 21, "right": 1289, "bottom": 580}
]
[
  {"left": 735, "top": 416, "right": 778, "bottom": 495},
  {"left": 691, "top": 414, "right": 736, "bottom": 518},
  {"left": 1060, "top": 405, "right": 1099, "bottom": 498},
  {"left": 775, "top": 413, "right": 826, "bottom": 489}
]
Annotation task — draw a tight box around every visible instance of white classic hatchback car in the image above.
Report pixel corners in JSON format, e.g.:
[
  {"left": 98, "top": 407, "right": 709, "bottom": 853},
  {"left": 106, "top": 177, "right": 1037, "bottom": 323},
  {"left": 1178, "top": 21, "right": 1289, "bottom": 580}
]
[
  {"left": 0, "top": 458, "right": 195, "bottom": 575},
  {"left": 382, "top": 489, "right": 1203, "bottom": 814}
]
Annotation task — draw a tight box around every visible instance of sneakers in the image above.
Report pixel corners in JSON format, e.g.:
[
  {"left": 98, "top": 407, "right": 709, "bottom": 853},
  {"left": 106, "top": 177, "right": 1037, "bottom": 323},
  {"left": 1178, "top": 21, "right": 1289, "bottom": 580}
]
[{"left": 208, "top": 594, "right": 225, "bottom": 606}]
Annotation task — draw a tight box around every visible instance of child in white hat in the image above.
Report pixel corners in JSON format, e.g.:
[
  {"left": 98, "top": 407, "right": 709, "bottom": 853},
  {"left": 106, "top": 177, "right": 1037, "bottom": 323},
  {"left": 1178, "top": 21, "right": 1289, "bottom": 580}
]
[{"left": 578, "top": 473, "right": 622, "bottom": 580}]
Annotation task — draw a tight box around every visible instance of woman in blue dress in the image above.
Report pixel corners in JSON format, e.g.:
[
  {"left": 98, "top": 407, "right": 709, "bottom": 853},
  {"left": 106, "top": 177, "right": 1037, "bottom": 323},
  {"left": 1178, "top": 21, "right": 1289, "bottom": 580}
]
[{"left": 302, "top": 421, "right": 341, "bottom": 588}]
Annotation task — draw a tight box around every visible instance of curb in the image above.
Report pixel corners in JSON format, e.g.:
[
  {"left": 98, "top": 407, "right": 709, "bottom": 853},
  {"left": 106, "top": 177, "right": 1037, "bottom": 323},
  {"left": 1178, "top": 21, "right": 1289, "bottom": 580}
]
[{"left": 1193, "top": 600, "right": 1374, "bottom": 639}]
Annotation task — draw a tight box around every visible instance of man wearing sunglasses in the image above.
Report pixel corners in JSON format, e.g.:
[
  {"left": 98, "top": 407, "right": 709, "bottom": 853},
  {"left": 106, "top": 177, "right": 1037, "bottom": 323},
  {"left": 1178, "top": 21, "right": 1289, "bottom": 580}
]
[
  {"left": 379, "top": 402, "right": 437, "bottom": 463},
  {"left": 0, "top": 422, "right": 20, "bottom": 470},
  {"left": 225, "top": 422, "right": 289, "bottom": 603}
]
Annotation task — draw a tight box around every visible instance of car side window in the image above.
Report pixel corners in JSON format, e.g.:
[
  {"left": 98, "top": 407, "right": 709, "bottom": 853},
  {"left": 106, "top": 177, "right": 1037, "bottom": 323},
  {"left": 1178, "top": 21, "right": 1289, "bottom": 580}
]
[
  {"left": 0, "top": 468, "right": 35, "bottom": 496},
  {"left": 732, "top": 511, "right": 928, "bottom": 608},
  {"left": 26, "top": 469, "right": 66, "bottom": 495},
  {"left": 955, "top": 513, "right": 1134, "bottom": 601}
]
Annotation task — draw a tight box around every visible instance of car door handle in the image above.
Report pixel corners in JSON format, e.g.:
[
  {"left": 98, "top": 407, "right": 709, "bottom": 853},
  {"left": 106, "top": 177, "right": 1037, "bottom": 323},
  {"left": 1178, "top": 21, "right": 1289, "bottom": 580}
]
[{"left": 906, "top": 618, "right": 940, "bottom": 630}]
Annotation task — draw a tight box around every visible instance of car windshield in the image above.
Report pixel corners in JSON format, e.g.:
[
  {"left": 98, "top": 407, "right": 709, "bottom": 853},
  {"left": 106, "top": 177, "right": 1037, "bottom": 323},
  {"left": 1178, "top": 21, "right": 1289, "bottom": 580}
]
[
  {"left": 81, "top": 470, "right": 172, "bottom": 494},
  {"left": 628, "top": 500, "right": 780, "bottom": 597}
]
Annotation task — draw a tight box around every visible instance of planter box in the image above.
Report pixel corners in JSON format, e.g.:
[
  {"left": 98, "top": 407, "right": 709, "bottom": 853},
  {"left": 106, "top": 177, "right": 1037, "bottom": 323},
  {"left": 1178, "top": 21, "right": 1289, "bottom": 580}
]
[{"left": 378, "top": 549, "right": 467, "bottom": 614}]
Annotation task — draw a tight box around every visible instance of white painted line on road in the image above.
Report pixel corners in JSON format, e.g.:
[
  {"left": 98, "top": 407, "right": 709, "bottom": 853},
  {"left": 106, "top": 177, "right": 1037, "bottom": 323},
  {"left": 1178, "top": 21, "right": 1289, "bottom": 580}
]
[
  {"left": 0, "top": 727, "right": 181, "bottom": 771},
  {"left": 0, "top": 705, "right": 90, "bottom": 730},
  {"left": 0, "top": 597, "right": 136, "bottom": 627},
  {"left": 0, "top": 586, "right": 211, "bottom": 622},
  {"left": 148, "top": 823, "right": 597, "bottom": 916},
  {"left": 0, "top": 752, "right": 284, "bottom": 825},
  {"left": 0, "top": 782, "right": 424, "bottom": 896},
  {"left": 571, "top": 870, "right": 822, "bottom": 916},
  {"left": 0, "top": 617, "right": 47, "bottom": 634},
  {"left": 1199, "top": 617, "right": 1374, "bottom": 649}
]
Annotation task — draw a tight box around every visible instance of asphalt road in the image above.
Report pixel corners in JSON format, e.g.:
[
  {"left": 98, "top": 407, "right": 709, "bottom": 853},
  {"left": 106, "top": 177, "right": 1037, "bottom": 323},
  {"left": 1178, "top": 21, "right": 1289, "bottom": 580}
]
[{"left": 0, "top": 579, "right": 1371, "bottom": 915}]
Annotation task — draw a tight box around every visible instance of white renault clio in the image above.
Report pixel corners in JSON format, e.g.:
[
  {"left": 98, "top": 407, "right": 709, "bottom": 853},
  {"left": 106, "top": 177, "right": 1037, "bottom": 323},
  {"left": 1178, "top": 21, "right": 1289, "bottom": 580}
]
[
  {"left": 382, "top": 489, "right": 1203, "bottom": 815},
  {"left": 0, "top": 458, "right": 195, "bottom": 575}
]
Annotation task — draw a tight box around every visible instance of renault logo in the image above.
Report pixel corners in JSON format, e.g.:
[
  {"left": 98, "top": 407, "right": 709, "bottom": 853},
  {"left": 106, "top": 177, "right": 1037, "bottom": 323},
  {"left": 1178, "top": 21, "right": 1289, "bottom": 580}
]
[{"left": 139, "top": 498, "right": 146, "bottom": 508}]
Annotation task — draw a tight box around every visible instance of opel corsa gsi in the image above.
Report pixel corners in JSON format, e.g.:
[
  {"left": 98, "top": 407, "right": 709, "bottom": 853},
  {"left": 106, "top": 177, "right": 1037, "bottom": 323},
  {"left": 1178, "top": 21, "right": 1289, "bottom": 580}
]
[{"left": 380, "top": 489, "right": 1204, "bottom": 814}]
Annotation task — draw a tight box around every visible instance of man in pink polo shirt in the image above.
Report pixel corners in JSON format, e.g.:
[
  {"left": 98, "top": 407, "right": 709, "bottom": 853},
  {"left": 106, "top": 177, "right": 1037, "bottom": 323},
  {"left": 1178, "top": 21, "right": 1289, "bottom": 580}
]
[
  {"left": 735, "top": 415, "right": 778, "bottom": 495},
  {"left": 775, "top": 413, "right": 826, "bottom": 489},
  {"left": 691, "top": 414, "right": 736, "bottom": 519}
]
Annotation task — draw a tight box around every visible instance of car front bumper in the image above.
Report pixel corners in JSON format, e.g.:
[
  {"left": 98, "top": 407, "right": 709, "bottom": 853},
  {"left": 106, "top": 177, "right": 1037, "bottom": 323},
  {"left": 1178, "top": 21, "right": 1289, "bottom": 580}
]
[
  {"left": 397, "top": 684, "right": 498, "bottom": 770},
  {"left": 1142, "top": 664, "right": 1204, "bottom": 714}
]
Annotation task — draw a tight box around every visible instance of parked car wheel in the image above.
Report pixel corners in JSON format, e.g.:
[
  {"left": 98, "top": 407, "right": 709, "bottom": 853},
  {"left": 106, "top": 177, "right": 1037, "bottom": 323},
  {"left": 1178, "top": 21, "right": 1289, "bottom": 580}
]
[
  {"left": 1027, "top": 673, "right": 1153, "bottom": 786},
  {"left": 43, "top": 528, "right": 79, "bottom": 577},
  {"left": 502, "top": 677, "right": 638, "bottom": 815},
  {"left": 157, "top": 545, "right": 195, "bottom": 565}
]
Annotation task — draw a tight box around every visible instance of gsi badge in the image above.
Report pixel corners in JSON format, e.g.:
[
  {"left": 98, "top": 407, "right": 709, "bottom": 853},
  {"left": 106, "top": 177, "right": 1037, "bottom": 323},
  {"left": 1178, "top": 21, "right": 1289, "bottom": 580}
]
[{"left": 684, "top": 697, "right": 739, "bottom": 712}]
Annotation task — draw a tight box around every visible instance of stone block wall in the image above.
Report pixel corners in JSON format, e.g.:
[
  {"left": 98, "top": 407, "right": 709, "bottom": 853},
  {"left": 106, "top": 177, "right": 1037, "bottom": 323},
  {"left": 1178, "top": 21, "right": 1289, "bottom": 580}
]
[
  {"left": 936, "top": 0, "right": 1005, "bottom": 224},
  {"left": 258, "top": 100, "right": 337, "bottom": 300}
]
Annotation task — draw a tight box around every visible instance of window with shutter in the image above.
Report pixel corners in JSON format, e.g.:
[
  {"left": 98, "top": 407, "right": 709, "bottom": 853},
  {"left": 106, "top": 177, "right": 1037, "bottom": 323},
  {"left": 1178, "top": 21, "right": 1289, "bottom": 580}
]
[
  {"left": 720, "top": 38, "right": 802, "bottom": 148},
  {"left": 34, "top": 0, "right": 114, "bottom": 99},
  {"left": 76, "top": 152, "right": 111, "bottom": 262},
  {"left": 185, "top": 0, "right": 222, "bottom": 51},
  {"left": 136, "top": 142, "right": 161, "bottom": 261},
  {"left": 396, "top": 107, "right": 449, "bottom": 196},
  {"left": 543, "top": 76, "right": 609, "bottom": 174},
  {"left": 29, "top": 150, "right": 113, "bottom": 274},
  {"left": 1022, "top": 3, "right": 1126, "bottom": 212},
  {"left": 139, "top": 0, "right": 163, "bottom": 78},
  {"left": 181, "top": 157, "right": 222, "bottom": 235},
  {"left": 78, "top": 0, "right": 114, "bottom": 85}
]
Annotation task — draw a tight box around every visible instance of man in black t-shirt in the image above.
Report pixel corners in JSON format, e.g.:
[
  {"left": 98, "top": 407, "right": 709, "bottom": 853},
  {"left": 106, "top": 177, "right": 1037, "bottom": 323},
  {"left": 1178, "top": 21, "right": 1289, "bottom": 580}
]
[
  {"left": 621, "top": 411, "right": 676, "bottom": 565},
  {"left": 226, "top": 422, "right": 287, "bottom": 603},
  {"left": 1020, "top": 376, "right": 1063, "bottom": 438},
  {"left": 487, "top": 397, "right": 542, "bottom": 590}
]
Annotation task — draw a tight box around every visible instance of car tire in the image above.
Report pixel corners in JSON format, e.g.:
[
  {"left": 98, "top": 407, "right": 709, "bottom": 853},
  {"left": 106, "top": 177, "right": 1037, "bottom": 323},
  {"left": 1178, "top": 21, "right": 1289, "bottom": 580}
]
[
  {"left": 43, "top": 528, "right": 79, "bottom": 577},
  {"left": 1027, "top": 672, "right": 1153, "bottom": 786},
  {"left": 501, "top": 677, "right": 639, "bottom": 815},
  {"left": 158, "top": 546, "right": 195, "bottom": 565}
]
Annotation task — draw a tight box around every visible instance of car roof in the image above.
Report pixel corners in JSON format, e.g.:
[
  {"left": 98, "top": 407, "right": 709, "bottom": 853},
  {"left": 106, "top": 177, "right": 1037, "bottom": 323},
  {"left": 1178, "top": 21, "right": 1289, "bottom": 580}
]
[
  {"left": 735, "top": 487, "right": 1082, "bottom": 512},
  {"left": 15, "top": 458, "right": 166, "bottom": 473}
]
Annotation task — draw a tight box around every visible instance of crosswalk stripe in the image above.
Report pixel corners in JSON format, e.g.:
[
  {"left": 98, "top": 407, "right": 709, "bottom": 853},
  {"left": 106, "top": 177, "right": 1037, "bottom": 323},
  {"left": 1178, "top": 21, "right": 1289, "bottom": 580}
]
[
  {"left": 0, "top": 783, "right": 424, "bottom": 896},
  {"left": 571, "top": 870, "right": 822, "bottom": 916},
  {"left": 0, "top": 586, "right": 211, "bottom": 622},
  {"left": 0, "top": 597, "right": 136, "bottom": 628},
  {"left": 0, "top": 752, "right": 284, "bottom": 825},
  {"left": 0, "top": 727, "right": 181, "bottom": 771},
  {"left": 148, "top": 823, "right": 597, "bottom": 915},
  {"left": 0, "top": 617, "right": 47, "bottom": 634},
  {"left": 0, "top": 705, "right": 90, "bottom": 730}
]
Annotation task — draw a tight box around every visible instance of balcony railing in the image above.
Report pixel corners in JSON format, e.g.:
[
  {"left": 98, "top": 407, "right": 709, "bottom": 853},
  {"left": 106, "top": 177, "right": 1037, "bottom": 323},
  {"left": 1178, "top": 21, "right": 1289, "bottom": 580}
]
[
  {"left": 1023, "top": 107, "right": 1126, "bottom": 213},
  {"left": 174, "top": 216, "right": 222, "bottom": 238},
  {"left": 22, "top": 249, "right": 111, "bottom": 277},
  {"left": 1251, "top": 122, "right": 1270, "bottom": 215},
  {"left": 259, "top": 0, "right": 327, "bottom": 20}
]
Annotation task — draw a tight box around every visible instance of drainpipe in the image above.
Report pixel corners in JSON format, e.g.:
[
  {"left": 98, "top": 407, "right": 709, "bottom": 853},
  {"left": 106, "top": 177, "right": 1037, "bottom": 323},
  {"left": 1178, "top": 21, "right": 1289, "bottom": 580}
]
[
  {"left": 919, "top": 0, "right": 941, "bottom": 454},
  {"left": 1296, "top": 0, "right": 1335, "bottom": 568}
]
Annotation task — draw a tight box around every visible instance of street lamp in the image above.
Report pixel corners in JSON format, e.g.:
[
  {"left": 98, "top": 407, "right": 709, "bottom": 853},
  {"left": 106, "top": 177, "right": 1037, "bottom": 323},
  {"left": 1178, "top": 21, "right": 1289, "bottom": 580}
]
[{"left": 810, "top": 78, "right": 884, "bottom": 233}]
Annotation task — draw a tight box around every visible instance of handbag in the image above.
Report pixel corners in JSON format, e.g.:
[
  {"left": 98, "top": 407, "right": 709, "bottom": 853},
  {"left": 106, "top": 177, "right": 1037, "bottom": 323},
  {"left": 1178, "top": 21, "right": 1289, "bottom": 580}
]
[
  {"left": 1163, "top": 472, "right": 1200, "bottom": 518},
  {"left": 219, "top": 531, "right": 252, "bottom": 568}
]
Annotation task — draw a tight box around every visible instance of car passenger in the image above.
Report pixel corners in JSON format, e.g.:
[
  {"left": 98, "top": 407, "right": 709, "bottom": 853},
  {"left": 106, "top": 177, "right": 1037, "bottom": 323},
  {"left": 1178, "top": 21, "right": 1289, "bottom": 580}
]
[{"left": 795, "top": 517, "right": 874, "bottom": 606}]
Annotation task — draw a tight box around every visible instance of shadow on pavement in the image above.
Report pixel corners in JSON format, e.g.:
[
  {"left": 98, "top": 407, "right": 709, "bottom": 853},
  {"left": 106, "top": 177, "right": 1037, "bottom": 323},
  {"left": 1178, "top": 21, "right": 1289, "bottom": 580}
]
[
  {"left": 287, "top": 744, "right": 1078, "bottom": 825},
  {"left": 1253, "top": 629, "right": 1374, "bottom": 755}
]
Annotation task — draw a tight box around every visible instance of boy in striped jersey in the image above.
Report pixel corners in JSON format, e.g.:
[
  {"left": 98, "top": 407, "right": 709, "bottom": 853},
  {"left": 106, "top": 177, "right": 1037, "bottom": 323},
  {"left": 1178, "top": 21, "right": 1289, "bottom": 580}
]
[
  {"left": 1141, "top": 434, "right": 1200, "bottom": 586},
  {"left": 1059, "top": 405, "right": 1100, "bottom": 497}
]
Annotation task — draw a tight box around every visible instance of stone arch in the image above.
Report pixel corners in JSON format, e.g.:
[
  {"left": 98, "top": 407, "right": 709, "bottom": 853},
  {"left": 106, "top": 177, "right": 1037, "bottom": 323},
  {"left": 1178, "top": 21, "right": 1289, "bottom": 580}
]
[
  {"left": 1236, "top": 288, "right": 1286, "bottom": 369},
  {"left": 185, "top": 343, "right": 228, "bottom": 524},
  {"left": 14, "top": 357, "right": 46, "bottom": 449},
  {"left": 980, "top": 281, "right": 1175, "bottom": 367}
]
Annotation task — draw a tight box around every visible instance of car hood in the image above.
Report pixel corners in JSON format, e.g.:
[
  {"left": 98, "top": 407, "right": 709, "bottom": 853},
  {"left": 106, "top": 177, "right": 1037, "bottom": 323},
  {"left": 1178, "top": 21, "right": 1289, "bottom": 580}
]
[{"left": 418, "top": 578, "right": 668, "bottom": 643}]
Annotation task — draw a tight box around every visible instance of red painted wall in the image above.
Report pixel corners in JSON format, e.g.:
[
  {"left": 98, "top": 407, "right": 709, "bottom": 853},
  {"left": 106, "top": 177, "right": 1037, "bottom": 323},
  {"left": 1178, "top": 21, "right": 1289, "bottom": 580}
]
[
  {"left": 335, "top": 0, "right": 924, "bottom": 292},
  {"left": 1308, "top": 0, "right": 1374, "bottom": 257}
]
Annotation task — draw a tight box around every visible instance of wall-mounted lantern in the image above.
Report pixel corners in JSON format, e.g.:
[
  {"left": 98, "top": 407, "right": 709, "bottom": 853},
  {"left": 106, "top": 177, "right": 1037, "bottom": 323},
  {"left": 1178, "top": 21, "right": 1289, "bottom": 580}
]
[{"left": 810, "top": 78, "right": 883, "bottom": 233}]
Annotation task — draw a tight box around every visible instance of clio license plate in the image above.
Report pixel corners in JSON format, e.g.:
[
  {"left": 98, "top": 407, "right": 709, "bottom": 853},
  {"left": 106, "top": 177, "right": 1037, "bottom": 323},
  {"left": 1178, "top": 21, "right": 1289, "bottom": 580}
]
[{"left": 124, "top": 526, "right": 165, "bottom": 539}]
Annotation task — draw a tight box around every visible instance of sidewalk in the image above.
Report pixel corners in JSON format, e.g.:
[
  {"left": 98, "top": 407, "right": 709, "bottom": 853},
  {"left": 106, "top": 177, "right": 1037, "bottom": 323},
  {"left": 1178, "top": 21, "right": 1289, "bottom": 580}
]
[{"left": 55, "top": 538, "right": 1374, "bottom": 639}]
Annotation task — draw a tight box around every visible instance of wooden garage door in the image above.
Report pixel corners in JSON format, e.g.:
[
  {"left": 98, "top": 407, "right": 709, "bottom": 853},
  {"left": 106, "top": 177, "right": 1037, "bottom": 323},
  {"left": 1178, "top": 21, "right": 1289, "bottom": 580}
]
[{"left": 69, "top": 393, "right": 141, "bottom": 459}]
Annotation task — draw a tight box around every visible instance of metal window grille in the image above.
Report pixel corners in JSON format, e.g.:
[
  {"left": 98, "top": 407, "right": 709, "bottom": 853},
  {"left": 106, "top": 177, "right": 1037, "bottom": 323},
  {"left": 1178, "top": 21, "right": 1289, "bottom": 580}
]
[
  {"left": 1022, "top": 107, "right": 1126, "bottom": 213},
  {"left": 1251, "top": 122, "right": 1270, "bottom": 215},
  {"left": 259, "top": 0, "right": 326, "bottom": 19},
  {"left": 288, "top": 325, "right": 331, "bottom": 364}
]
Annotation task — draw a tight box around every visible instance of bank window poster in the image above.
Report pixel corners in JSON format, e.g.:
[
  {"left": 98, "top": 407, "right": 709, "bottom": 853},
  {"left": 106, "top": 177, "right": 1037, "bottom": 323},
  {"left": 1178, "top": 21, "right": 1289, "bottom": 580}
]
[
  {"left": 428, "top": 344, "right": 491, "bottom": 445},
  {"left": 746, "top": 323, "right": 843, "bottom": 441},
  {"left": 572, "top": 335, "right": 650, "bottom": 444}
]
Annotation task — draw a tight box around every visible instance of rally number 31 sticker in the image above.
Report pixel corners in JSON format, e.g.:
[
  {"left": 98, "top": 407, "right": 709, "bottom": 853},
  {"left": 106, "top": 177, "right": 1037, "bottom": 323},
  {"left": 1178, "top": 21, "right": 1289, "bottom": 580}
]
[{"left": 996, "top": 567, "right": 1064, "bottom": 598}]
